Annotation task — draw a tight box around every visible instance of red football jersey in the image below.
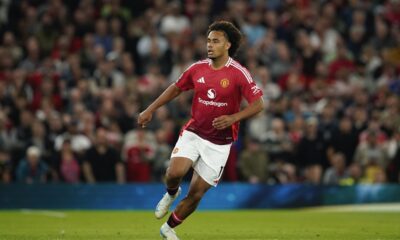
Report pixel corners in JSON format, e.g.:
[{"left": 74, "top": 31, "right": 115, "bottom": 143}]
[{"left": 175, "top": 58, "right": 263, "bottom": 144}]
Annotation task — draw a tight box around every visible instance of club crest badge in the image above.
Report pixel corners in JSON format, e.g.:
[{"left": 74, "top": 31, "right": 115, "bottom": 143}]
[
  {"left": 220, "top": 78, "right": 229, "bottom": 88},
  {"left": 172, "top": 147, "right": 179, "bottom": 154}
]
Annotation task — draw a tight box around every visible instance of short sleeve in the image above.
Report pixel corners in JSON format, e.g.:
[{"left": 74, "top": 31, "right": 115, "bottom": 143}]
[
  {"left": 175, "top": 63, "right": 195, "bottom": 91},
  {"left": 237, "top": 68, "right": 263, "bottom": 103}
]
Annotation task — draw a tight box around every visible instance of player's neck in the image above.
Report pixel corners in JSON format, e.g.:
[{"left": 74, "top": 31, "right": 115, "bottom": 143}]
[{"left": 210, "top": 54, "right": 230, "bottom": 70}]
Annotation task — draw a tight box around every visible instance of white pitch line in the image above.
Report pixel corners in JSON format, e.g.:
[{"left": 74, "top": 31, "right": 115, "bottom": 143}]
[
  {"left": 20, "top": 209, "right": 67, "bottom": 218},
  {"left": 304, "top": 203, "right": 400, "bottom": 212}
]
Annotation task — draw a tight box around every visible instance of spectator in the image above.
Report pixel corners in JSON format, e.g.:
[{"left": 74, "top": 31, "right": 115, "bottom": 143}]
[
  {"left": 35, "top": 12, "right": 59, "bottom": 56},
  {"left": 0, "top": 110, "right": 18, "bottom": 151},
  {"left": 247, "top": 109, "right": 271, "bottom": 143},
  {"left": 136, "top": 27, "right": 169, "bottom": 73},
  {"left": 238, "top": 138, "right": 269, "bottom": 184},
  {"left": 18, "top": 37, "right": 41, "bottom": 73},
  {"left": 353, "top": 130, "right": 389, "bottom": 169},
  {"left": 242, "top": 11, "right": 267, "bottom": 46},
  {"left": 296, "top": 117, "right": 325, "bottom": 184},
  {"left": 347, "top": 25, "right": 367, "bottom": 62},
  {"left": 52, "top": 139, "right": 80, "bottom": 183},
  {"left": 283, "top": 96, "right": 311, "bottom": 123},
  {"left": 93, "top": 18, "right": 113, "bottom": 54},
  {"left": 123, "top": 128, "right": 156, "bottom": 182},
  {"left": 254, "top": 66, "right": 281, "bottom": 104},
  {"left": 118, "top": 96, "right": 138, "bottom": 134},
  {"left": 82, "top": 127, "right": 125, "bottom": 183},
  {"left": 91, "top": 57, "right": 125, "bottom": 91},
  {"left": 264, "top": 118, "right": 293, "bottom": 163},
  {"left": 80, "top": 33, "right": 98, "bottom": 72},
  {"left": 296, "top": 29, "right": 321, "bottom": 79},
  {"left": 101, "top": 0, "right": 131, "bottom": 21},
  {"left": 2, "top": 31, "right": 23, "bottom": 62},
  {"left": 27, "top": 120, "right": 52, "bottom": 163},
  {"left": 387, "top": 137, "right": 400, "bottom": 183},
  {"left": 310, "top": 10, "right": 340, "bottom": 58},
  {"left": 323, "top": 152, "right": 348, "bottom": 185},
  {"left": 340, "top": 163, "right": 363, "bottom": 185},
  {"left": 152, "top": 129, "right": 172, "bottom": 181},
  {"left": 327, "top": 117, "right": 359, "bottom": 166},
  {"left": 46, "top": 112, "right": 64, "bottom": 146},
  {"left": 16, "top": 146, "right": 48, "bottom": 184},
  {"left": 0, "top": 148, "right": 11, "bottom": 183},
  {"left": 54, "top": 118, "right": 91, "bottom": 155},
  {"left": 159, "top": 1, "right": 190, "bottom": 35},
  {"left": 266, "top": 41, "right": 292, "bottom": 81},
  {"left": 352, "top": 107, "right": 368, "bottom": 136},
  {"left": 318, "top": 104, "right": 338, "bottom": 145},
  {"left": 15, "top": 109, "right": 34, "bottom": 150},
  {"left": 370, "top": 17, "right": 392, "bottom": 51}
]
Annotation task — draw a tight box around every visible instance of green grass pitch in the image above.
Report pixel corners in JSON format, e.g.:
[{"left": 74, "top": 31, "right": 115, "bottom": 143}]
[{"left": 0, "top": 210, "right": 399, "bottom": 239}]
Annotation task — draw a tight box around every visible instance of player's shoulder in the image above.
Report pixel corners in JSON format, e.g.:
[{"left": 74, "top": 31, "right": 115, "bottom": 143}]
[
  {"left": 227, "top": 58, "right": 248, "bottom": 72},
  {"left": 227, "top": 58, "right": 253, "bottom": 82},
  {"left": 186, "top": 59, "right": 211, "bottom": 70}
]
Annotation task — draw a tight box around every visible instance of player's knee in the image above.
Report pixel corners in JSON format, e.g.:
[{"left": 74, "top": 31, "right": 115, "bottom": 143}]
[{"left": 165, "top": 168, "right": 184, "bottom": 181}]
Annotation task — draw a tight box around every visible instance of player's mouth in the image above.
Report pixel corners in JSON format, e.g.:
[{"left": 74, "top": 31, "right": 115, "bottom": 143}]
[{"left": 208, "top": 50, "right": 214, "bottom": 55}]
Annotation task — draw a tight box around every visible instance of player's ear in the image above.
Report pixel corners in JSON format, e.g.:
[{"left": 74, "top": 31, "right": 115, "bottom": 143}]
[{"left": 225, "top": 41, "right": 231, "bottom": 50}]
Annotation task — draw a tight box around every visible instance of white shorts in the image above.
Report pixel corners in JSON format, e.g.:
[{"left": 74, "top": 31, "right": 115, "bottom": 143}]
[{"left": 171, "top": 130, "right": 232, "bottom": 186}]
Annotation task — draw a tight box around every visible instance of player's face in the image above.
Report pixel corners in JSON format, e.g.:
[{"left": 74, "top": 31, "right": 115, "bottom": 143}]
[{"left": 207, "top": 31, "right": 231, "bottom": 59}]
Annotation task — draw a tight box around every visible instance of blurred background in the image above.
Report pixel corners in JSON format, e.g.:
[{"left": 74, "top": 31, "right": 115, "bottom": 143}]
[{"left": 0, "top": 0, "right": 399, "bottom": 209}]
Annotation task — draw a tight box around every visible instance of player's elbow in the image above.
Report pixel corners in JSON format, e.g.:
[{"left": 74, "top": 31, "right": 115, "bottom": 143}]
[{"left": 255, "top": 97, "right": 264, "bottom": 113}]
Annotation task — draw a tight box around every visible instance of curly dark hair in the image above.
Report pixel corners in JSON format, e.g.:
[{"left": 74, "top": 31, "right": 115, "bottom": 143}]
[{"left": 207, "top": 21, "right": 243, "bottom": 57}]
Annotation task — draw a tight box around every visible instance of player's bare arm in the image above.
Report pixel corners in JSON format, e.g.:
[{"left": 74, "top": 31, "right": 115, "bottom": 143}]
[
  {"left": 137, "top": 84, "right": 182, "bottom": 128},
  {"left": 212, "top": 97, "right": 264, "bottom": 130}
]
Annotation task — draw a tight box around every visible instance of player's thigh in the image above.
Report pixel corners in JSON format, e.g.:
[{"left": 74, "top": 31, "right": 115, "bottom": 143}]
[
  {"left": 167, "top": 157, "right": 193, "bottom": 178},
  {"left": 168, "top": 131, "right": 200, "bottom": 178}
]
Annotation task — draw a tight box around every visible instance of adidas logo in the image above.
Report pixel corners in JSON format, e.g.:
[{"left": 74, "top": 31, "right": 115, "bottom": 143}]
[{"left": 197, "top": 77, "right": 205, "bottom": 83}]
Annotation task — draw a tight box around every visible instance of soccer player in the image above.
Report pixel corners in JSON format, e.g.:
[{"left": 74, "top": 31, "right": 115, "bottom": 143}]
[{"left": 138, "top": 21, "right": 264, "bottom": 240}]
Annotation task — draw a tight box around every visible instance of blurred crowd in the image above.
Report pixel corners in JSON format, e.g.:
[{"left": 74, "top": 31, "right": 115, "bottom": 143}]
[{"left": 0, "top": 0, "right": 399, "bottom": 185}]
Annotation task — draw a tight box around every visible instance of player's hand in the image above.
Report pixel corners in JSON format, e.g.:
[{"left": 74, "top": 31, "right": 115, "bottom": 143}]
[
  {"left": 212, "top": 115, "right": 236, "bottom": 130},
  {"left": 137, "top": 110, "right": 153, "bottom": 128}
]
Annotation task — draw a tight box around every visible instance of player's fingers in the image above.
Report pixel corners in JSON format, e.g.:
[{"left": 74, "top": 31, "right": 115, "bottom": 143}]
[
  {"left": 138, "top": 117, "right": 149, "bottom": 126},
  {"left": 214, "top": 122, "right": 226, "bottom": 129},
  {"left": 213, "top": 116, "right": 226, "bottom": 124},
  {"left": 212, "top": 122, "right": 220, "bottom": 129},
  {"left": 213, "top": 118, "right": 224, "bottom": 125},
  {"left": 141, "top": 118, "right": 150, "bottom": 127},
  {"left": 214, "top": 116, "right": 231, "bottom": 128}
]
